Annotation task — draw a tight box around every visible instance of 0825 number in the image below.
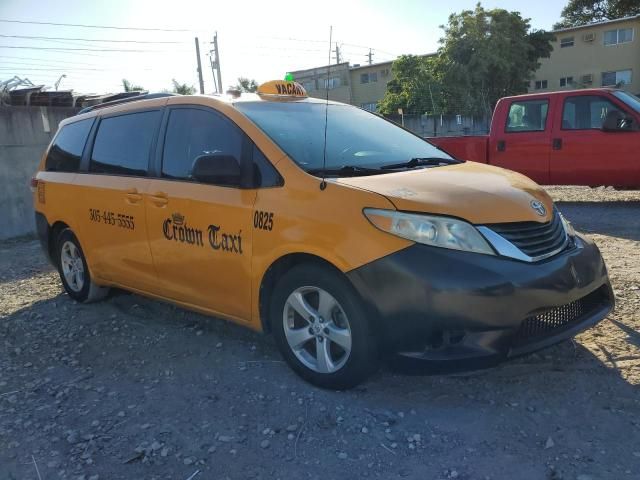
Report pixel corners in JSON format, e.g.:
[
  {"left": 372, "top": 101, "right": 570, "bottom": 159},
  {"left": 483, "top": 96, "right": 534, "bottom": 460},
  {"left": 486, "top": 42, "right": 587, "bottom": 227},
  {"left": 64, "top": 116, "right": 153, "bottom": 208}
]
[{"left": 253, "top": 211, "right": 274, "bottom": 231}]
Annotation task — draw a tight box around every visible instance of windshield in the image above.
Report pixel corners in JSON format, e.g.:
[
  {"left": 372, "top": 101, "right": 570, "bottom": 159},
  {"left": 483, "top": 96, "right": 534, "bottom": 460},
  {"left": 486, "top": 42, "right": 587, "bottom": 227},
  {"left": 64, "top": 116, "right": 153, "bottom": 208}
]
[
  {"left": 613, "top": 91, "right": 640, "bottom": 114},
  {"left": 234, "top": 101, "right": 452, "bottom": 172}
]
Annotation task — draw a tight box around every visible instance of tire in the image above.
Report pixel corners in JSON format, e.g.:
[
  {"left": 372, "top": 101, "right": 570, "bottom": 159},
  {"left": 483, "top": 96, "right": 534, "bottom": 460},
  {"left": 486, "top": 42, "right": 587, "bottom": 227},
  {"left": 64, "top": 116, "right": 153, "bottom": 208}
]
[
  {"left": 56, "top": 229, "right": 109, "bottom": 303},
  {"left": 270, "top": 264, "right": 378, "bottom": 390}
]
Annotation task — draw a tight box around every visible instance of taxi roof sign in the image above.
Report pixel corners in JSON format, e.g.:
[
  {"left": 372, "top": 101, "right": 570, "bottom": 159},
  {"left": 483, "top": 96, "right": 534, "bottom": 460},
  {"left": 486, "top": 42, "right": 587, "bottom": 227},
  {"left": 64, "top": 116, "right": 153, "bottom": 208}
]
[{"left": 257, "top": 80, "right": 307, "bottom": 99}]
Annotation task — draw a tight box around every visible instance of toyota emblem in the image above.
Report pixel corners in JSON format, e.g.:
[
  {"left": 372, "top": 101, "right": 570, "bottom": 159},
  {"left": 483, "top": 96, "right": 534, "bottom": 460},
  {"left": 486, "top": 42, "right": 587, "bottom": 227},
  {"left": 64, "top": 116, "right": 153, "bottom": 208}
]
[{"left": 530, "top": 200, "right": 546, "bottom": 216}]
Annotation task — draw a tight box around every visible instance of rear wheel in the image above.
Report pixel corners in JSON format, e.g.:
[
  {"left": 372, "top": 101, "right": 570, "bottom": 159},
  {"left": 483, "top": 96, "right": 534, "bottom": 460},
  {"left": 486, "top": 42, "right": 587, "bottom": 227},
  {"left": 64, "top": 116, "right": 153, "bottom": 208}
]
[
  {"left": 270, "top": 264, "right": 378, "bottom": 389},
  {"left": 56, "top": 229, "right": 109, "bottom": 303}
]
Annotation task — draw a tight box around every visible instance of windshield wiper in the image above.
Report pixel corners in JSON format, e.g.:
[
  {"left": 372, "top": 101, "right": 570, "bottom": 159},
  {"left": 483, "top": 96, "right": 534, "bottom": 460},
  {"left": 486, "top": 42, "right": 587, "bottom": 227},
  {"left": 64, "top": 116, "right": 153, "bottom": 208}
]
[
  {"left": 307, "top": 165, "right": 384, "bottom": 177},
  {"left": 380, "top": 157, "right": 461, "bottom": 170}
]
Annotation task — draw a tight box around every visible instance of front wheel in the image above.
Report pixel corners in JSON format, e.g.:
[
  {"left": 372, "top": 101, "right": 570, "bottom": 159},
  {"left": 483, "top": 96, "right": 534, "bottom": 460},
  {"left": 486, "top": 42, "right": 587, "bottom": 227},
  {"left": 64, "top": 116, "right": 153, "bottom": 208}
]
[{"left": 270, "top": 264, "right": 378, "bottom": 389}]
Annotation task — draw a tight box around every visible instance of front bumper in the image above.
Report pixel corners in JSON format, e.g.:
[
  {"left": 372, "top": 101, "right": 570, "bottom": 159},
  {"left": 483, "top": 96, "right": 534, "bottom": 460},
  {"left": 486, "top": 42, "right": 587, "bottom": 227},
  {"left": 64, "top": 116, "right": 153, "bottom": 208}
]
[{"left": 347, "top": 233, "right": 613, "bottom": 368}]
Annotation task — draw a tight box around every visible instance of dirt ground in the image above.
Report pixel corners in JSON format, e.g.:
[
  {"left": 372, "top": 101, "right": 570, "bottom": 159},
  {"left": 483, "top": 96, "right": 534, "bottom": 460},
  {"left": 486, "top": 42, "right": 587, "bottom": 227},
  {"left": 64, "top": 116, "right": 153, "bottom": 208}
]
[{"left": 1, "top": 186, "right": 639, "bottom": 480}]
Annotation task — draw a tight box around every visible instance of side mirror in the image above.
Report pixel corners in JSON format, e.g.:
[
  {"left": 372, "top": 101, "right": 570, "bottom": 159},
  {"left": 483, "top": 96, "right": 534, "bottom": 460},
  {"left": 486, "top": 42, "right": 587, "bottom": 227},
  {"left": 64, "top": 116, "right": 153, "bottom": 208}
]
[
  {"left": 602, "top": 110, "right": 636, "bottom": 132},
  {"left": 191, "top": 154, "right": 241, "bottom": 186}
]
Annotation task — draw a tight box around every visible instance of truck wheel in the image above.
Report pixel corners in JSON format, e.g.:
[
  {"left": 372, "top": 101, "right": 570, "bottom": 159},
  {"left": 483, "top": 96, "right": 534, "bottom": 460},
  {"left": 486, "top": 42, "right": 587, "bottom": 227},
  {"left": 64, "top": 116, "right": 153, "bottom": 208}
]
[
  {"left": 270, "top": 264, "right": 378, "bottom": 390},
  {"left": 56, "top": 229, "right": 109, "bottom": 303}
]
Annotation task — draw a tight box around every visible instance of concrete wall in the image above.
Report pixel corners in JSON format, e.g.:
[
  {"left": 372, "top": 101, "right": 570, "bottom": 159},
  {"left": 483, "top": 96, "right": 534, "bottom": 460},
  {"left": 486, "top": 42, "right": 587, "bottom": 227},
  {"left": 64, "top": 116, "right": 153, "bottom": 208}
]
[
  {"left": 385, "top": 113, "right": 490, "bottom": 138},
  {"left": 0, "top": 106, "right": 78, "bottom": 240}
]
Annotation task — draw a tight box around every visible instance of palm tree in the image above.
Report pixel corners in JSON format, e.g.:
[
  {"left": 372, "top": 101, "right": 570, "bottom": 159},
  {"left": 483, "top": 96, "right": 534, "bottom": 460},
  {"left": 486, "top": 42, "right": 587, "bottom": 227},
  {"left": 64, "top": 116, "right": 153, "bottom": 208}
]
[
  {"left": 121, "top": 78, "right": 145, "bottom": 92},
  {"left": 171, "top": 79, "right": 196, "bottom": 95}
]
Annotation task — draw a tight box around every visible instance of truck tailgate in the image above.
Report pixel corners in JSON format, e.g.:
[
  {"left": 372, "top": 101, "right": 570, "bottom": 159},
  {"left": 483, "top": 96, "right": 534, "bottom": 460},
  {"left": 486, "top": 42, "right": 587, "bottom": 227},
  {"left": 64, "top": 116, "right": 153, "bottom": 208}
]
[{"left": 428, "top": 135, "right": 489, "bottom": 163}]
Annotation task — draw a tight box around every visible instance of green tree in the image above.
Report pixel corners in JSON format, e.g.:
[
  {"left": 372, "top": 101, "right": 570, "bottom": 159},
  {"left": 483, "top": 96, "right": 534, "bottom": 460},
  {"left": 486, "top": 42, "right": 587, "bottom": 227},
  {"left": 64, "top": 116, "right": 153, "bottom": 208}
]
[
  {"left": 171, "top": 79, "right": 196, "bottom": 95},
  {"left": 232, "top": 77, "right": 258, "bottom": 93},
  {"left": 436, "top": 4, "right": 553, "bottom": 115},
  {"left": 121, "top": 79, "right": 145, "bottom": 92},
  {"left": 378, "top": 55, "right": 443, "bottom": 115},
  {"left": 379, "top": 4, "right": 553, "bottom": 116},
  {"left": 555, "top": 0, "right": 640, "bottom": 28}
]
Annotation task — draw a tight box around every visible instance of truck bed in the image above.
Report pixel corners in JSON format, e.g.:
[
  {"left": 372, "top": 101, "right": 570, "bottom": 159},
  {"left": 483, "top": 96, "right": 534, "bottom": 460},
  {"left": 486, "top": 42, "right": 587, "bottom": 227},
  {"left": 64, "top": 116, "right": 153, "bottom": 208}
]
[{"left": 428, "top": 135, "right": 488, "bottom": 163}]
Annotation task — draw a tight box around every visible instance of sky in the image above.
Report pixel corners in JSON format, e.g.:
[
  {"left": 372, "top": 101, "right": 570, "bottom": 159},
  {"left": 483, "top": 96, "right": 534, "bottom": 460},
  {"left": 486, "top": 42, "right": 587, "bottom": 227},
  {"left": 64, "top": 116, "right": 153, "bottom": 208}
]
[{"left": 0, "top": 0, "right": 566, "bottom": 95}]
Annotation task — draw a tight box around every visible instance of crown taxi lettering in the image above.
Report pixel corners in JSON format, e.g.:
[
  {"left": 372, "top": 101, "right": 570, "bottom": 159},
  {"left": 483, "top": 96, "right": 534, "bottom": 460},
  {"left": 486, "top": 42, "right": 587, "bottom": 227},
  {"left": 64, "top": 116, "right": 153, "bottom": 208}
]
[{"left": 163, "top": 213, "right": 242, "bottom": 254}]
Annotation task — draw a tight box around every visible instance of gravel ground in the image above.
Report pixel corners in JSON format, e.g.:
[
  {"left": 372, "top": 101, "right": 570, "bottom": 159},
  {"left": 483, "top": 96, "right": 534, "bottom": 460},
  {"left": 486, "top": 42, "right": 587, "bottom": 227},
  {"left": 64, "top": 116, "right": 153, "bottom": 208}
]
[{"left": 1, "top": 186, "right": 639, "bottom": 480}]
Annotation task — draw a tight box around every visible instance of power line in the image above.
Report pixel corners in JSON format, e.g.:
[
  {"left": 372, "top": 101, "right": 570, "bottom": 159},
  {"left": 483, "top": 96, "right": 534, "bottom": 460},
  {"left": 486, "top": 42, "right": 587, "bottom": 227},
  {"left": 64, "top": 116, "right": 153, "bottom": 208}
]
[
  {"left": 0, "top": 18, "right": 189, "bottom": 32},
  {"left": 0, "top": 34, "right": 187, "bottom": 44},
  {"left": 0, "top": 45, "right": 190, "bottom": 53}
]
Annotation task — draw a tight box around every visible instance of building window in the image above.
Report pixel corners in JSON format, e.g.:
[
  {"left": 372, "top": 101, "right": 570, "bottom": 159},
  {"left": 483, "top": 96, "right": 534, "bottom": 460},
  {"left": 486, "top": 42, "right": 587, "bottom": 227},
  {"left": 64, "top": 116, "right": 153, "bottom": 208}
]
[
  {"left": 323, "top": 77, "right": 341, "bottom": 89},
  {"left": 560, "top": 76, "right": 574, "bottom": 87},
  {"left": 302, "top": 80, "right": 315, "bottom": 92},
  {"left": 604, "top": 28, "right": 633, "bottom": 46},
  {"left": 360, "top": 72, "right": 378, "bottom": 84},
  {"left": 534, "top": 80, "right": 548, "bottom": 90},
  {"left": 560, "top": 37, "right": 574, "bottom": 48},
  {"left": 602, "top": 69, "right": 632, "bottom": 86},
  {"left": 360, "top": 102, "right": 377, "bottom": 112},
  {"left": 380, "top": 68, "right": 390, "bottom": 77}
]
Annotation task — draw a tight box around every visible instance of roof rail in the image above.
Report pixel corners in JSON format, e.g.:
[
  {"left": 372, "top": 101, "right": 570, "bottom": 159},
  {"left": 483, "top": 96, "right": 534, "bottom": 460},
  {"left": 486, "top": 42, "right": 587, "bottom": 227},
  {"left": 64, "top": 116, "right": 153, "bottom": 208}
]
[{"left": 77, "top": 92, "right": 178, "bottom": 115}]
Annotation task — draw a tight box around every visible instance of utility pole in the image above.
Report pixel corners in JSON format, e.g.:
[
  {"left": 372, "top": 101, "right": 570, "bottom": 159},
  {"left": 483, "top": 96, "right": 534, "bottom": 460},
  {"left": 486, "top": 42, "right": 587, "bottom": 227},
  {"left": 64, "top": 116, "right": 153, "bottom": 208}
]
[
  {"left": 334, "top": 44, "right": 341, "bottom": 64},
  {"left": 194, "top": 37, "right": 205, "bottom": 94},
  {"left": 367, "top": 48, "right": 374, "bottom": 65},
  {"left": 212, "top": 32, "right": 222, "bottom": 94}
]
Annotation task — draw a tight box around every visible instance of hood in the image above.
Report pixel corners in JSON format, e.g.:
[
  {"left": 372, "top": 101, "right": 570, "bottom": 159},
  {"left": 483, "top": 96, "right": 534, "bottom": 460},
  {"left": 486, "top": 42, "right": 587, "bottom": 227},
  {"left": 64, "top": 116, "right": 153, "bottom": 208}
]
[{"left": 335, "top": 162, "right": 554, "bottom": 224}]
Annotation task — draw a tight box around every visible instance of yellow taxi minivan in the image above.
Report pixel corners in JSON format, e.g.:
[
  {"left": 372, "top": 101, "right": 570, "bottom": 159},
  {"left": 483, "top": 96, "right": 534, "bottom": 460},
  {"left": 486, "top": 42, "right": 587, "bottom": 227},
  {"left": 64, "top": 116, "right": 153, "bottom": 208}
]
[{"left": 32, "top": 81, "right": 614, "bottom": 389}]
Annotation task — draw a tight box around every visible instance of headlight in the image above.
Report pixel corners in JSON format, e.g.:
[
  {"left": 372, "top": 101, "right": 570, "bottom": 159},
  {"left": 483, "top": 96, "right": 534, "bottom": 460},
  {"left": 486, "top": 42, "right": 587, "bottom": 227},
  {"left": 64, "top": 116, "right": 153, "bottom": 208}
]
[{"left": 364, "top": 209, "right": 495, "bottom": 255}]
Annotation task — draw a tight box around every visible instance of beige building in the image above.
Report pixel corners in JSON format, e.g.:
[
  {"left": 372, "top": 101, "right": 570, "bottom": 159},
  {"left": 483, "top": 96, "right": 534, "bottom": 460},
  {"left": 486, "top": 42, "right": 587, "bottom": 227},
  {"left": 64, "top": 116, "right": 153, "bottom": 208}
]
[
  {"left": 532, "top": 15, "right": 640, "bottom": 94},
  {"left": 290, "top": 60, "right": 394, "bottom": 111}
]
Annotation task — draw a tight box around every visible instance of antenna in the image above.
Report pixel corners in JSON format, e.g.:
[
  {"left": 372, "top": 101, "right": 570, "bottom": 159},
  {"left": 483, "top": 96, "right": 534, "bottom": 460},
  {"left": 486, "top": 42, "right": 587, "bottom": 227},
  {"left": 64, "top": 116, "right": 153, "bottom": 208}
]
[{"left": 320, "top": 25, "right": 332, "bottom": 191}]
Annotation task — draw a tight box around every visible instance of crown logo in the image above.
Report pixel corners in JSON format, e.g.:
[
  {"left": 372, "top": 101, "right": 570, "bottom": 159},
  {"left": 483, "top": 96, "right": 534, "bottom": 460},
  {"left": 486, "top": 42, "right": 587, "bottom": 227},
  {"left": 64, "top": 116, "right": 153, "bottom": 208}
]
[{"left": 172, "top": 212, "right": 185, "bottom": 225}]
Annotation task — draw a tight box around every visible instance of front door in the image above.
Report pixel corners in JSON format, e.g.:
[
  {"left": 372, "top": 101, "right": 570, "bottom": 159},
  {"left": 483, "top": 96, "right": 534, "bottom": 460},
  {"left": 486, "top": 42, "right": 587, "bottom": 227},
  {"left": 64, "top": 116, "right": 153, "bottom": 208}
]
[
  {"left": 144, "top": 106, "right": 255, "bottom": 322},
  {"left": 489, "top": 97, "right": 552, "bottom": 184},
  {"left": 550, "top": 94, "right": 640, "bottom": 187},
  {"left": 74, "top": 109, "right": 163, "bottom": 292}
]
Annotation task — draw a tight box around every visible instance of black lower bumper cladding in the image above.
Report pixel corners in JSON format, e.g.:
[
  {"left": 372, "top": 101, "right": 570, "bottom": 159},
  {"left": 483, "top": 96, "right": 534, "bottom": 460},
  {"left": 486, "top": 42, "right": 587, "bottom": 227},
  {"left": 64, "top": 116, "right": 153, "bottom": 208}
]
[{"left": 347, "top": 233, "right": 613, "bottom": 370}]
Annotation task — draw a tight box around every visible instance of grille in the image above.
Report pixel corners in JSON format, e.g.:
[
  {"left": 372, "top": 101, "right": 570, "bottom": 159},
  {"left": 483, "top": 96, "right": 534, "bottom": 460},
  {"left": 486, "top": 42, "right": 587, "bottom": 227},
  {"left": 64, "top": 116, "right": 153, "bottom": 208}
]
[
  {"left": 512, "top": 287, "right": 608, "bottom": 346},
  {"left": 487, "top": 210, "right": 567, "bottom": 259}
]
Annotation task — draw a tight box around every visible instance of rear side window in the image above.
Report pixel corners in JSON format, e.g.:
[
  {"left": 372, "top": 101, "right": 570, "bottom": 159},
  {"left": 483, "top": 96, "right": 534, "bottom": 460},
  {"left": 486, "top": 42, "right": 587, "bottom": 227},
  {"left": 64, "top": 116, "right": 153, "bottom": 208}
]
[
  {"left": 45, "top": 118, "right": 93, "bottom": 172},
  {"left": 505, "top": 100, "right": 549, "bottom": 132},
  {"left": 562, "top": 96, "right": 623, "bottom": 130},
  {"left": 161, "top": 108, "right": 242, "bottom": 182},
  {"left": 90, "top": 110, "right": 161, "bottom": 176}
]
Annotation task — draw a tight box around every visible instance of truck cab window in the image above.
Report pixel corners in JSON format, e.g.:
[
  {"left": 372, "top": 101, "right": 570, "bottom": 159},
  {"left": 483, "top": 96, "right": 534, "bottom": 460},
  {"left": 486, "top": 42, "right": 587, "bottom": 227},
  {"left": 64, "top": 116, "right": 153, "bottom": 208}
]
[
  {"left": 505, "top": 100, "right": 548, "bottom": 132},
  {"left": 562, "top": 96, "right": 623, "bottom": 130}
]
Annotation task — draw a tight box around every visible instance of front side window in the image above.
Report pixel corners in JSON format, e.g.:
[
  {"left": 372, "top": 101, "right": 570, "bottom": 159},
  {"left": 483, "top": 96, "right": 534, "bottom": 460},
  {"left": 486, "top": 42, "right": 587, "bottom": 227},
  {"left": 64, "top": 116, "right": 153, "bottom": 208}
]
[
  {"left": 602, "top": 69, "right": 632, "bottom": 86},
  {"left": 234, "top": 101, "right": 452, "bottom": 172},
  {"left": 505, "top": 100, "right": 549, "bottom": 132},
  {"left": 161, "top": 108, "right": 242, "bottom": 184},
  {"left": 45, "top": 118, "right": 93, "bottom": 172},
  {"left": 562, "top": 96, "right": 622, "bottom": 130},
  {"left": 90, "top": 111, "right": 161, "bottom": 176}
]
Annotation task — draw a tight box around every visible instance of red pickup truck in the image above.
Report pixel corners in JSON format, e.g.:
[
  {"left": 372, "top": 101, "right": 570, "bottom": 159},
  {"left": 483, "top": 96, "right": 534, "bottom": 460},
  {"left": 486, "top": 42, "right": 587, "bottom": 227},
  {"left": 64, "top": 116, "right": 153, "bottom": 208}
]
[{"left": 428, "top": 89, "right": 640, "bottom": 188}]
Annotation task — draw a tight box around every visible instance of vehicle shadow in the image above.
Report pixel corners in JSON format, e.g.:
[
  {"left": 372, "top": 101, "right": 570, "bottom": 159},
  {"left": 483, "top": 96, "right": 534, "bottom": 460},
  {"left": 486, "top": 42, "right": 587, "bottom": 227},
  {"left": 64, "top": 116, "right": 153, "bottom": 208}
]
[{"left": 555, "top": 201, "right": 640, "bottom": 241}]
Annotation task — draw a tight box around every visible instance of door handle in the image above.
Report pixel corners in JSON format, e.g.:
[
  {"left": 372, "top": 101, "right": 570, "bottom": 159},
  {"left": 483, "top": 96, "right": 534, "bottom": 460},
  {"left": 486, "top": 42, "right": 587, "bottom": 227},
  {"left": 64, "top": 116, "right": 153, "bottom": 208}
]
[
  {"left": 125, "top": 188, "right": 143, "bottom": 204},
  {"left": 552, "top": 138, "right": 563, "bottom": 150},
  {"left": 497, "top": 140, "right": 506, "bottom": 152},
  {"left": 149, "top": 191, "right": 169, "bottom": 207}
]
